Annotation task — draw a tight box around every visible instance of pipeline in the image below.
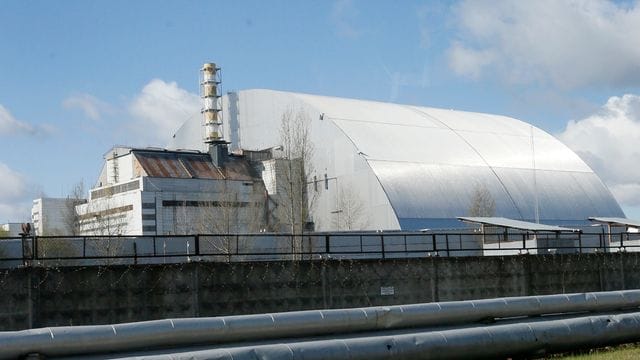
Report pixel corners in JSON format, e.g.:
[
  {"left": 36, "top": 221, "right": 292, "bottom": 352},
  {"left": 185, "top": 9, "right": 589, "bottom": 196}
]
[
  {"left": 2, "top": 290, "right": 640, "bottom": 359},
  {"left": 103, "top": 311, "right": 640, "bottom": 360}
]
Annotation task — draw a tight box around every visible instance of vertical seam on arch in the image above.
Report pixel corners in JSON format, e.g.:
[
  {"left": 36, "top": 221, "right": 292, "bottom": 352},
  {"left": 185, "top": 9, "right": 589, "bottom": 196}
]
[{"left": 404, "top": 106, "right": 525, "bottom": 220}]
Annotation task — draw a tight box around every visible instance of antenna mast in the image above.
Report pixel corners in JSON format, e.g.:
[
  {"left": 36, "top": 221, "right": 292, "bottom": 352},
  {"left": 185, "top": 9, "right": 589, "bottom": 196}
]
[{"left": 531, "top": 125, "right": 540, "bottom": 224}]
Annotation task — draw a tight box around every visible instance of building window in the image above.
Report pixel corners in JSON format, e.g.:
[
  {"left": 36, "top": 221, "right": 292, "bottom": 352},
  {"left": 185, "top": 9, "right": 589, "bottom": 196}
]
[
  {"left": 91, "top": 180, "right": 140, "bottom": 199},
  {"left": 142, "top": 214, "right": 156, "bottom": 221},
  {"left": 162, "top": 200, "right": 250, "bottom": 208},
  {"left": 143, "top": 225, "right": 156, "bottom": 232},
  {"left": 141, "top": 202, "right": 155, "bottom": 209}
]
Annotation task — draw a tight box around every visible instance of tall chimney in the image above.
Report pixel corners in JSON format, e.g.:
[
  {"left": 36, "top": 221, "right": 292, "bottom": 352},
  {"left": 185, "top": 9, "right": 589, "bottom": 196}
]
[{"left": 200, "top": 62, "right": 228, "bottom": 167}]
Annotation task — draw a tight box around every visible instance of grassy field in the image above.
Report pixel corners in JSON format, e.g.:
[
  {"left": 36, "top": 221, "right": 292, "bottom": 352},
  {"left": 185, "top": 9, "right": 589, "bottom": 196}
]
[{"left": 552, "top": 343, "right": 640, "bottom": 359}]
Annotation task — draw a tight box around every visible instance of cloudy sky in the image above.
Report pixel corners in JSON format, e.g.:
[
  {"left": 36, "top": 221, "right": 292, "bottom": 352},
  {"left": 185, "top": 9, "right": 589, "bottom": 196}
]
[{"left": 1, "top": 0, "right": 640, "bottom": 222}]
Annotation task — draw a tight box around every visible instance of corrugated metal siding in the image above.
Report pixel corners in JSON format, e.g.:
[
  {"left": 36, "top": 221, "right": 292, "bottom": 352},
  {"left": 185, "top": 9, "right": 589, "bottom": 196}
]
[{"left": 133, "top": 151, "right": 258, "bottom": 181}]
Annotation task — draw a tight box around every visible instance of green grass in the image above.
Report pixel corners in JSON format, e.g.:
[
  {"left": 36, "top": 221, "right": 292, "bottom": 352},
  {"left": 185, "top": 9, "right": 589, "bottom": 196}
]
[{"left": 552, "top": 343, "right": 640, "bottom": 359}]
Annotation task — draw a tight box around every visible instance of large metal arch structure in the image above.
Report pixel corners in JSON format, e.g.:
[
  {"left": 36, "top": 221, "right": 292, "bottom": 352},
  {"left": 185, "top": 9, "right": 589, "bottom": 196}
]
[{"left": 169, "top": 89, "right": 624, "bottom": 231}]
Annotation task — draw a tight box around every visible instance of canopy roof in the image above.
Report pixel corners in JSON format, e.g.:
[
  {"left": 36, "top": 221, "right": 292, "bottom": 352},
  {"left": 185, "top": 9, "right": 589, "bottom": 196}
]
[
  {"left": 458, "top": 217, "right": 582, "bottom": 233},
  {"left": 588, "top": 217, "right": 640, "bottom": 228}
]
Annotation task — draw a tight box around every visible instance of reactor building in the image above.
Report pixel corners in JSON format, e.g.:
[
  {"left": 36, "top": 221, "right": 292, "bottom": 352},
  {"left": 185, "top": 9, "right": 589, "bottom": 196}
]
[
  {"left": 36, "top": 63, "right": 624, "bottom": 236},
  {"left": 169, "top": 85, "right": 624, "bottom": 231}
]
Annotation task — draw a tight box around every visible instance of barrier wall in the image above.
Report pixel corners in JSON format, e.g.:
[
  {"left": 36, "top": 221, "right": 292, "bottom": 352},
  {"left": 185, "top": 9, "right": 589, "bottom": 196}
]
[{"left": 0, "top": 252, "right": 638, "bottom": 331}]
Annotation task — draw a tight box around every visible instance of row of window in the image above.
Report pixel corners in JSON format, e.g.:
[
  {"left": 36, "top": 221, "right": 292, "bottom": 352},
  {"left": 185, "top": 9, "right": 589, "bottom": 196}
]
[
  {"left": 91, "top": 180, "right": 140, "bottom": 200},
  {"left": 162, "top": 200, "right": 253, "bottom": 208}
]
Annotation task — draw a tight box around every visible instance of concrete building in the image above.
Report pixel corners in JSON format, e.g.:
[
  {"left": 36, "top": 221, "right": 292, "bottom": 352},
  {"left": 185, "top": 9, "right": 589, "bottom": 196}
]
[
  {"left": 0, "top": 223, "right": 25, "bottom": 237},
  {"left": 75, "top": 146, "right": 269, "bottom": 236},
  {"left": 169, "top": 89, "right": 625, "bottom": 231},
  {"left": 32, "top": 198, "right": 76, "bottom": 236}
]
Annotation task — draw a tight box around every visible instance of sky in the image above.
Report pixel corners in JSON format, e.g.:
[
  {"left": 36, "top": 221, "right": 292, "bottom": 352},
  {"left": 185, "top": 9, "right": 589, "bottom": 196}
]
[{"left": 2, "top": 0, "right": 640, "bottom": 222}]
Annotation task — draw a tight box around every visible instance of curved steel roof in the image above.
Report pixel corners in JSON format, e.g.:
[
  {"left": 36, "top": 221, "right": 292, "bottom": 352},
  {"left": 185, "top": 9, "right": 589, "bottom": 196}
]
[
  {"left": 291, "top": 92, "right": 624, "bottom": 228},
  {"left": 169, "top": 89, "right": 624, "bottom": 229}
]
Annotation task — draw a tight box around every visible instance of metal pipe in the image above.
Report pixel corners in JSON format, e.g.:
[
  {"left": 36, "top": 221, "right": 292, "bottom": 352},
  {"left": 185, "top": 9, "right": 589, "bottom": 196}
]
[
  {"left": 117, "top": 311, "right": 640, "bottom": 360},
  {"left": 2, "top": 290, "right": 640, "bottom": 359}
]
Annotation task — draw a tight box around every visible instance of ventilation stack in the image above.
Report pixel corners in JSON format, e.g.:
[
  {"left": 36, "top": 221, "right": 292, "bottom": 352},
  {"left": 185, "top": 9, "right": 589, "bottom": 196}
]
[{"left": 200, "top": 62, "right": 228, "bottom": 167}]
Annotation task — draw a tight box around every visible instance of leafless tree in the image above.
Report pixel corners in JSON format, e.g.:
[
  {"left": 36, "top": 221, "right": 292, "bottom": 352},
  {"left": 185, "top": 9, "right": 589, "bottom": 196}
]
[
  {"left": 468, "top": 183, "right": 496, "bottom": 217},
  {"left": 0, "top": 228, "right": 8, "bottom": 256},
  {"left": 277, "top": 108, "right": 315, "bottom": 233},
  {"left": 194, "top": 181, "right": 269, "bottom": 260},
  {"left": 61, "top": 181, "right": 86, "bottom": 236},
  {"left": 173, "top": 201, "right": 191, "bottom": 235},
  {"left": 332, "top": 183, "right": 369, "bottom": 231},
  {"left": 468, "top": 182, "right": 498, "bottom": 247},
  {"left": 32, "top": 182, "right": 87, "bottom": 263},
  {"left": 276, "top": 108, "right": 316, "bottom": 258},
  {"left": 0, "top": 229, "right": 8, "bottom": 261},
  {"left": 76, "top": 187, "right": 129, "bottom": 263},
  {"left": 195, "top": 184, "right": 239, "bottom": 258}
]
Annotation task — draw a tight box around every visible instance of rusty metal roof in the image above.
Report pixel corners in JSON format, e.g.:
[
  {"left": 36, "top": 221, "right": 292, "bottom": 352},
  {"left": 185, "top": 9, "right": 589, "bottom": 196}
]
[{"left": 133, "top": 149, "right": 258, "bottom": 181}]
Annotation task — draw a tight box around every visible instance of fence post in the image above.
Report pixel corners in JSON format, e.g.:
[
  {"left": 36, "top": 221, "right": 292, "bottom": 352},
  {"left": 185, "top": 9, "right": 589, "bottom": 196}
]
[
  {"left": 291, "top": 234, "right": 295, "bottom": 258},
  {"left": 325, "top": 234, "right": 330, "bottom": 254},
  {"left": 380, "top": 234, "right": 385, "bottom": 259},
  {"left": 194, "top": 235, "right": 200, "bottom": 256},
  {"left": 32, "top": 235, "right": 37, "bottom": 262},
  {"left": 432, "top": 234, "right": 437, "bottom": 255},
  {"left": 445, "top": 234, "right": 450, "bottom": 257},
  {"left": 403, "top": 234, "right": 407, "bottom": 254},
  {"left": 578, "top": 232, "right": 582, "bottom": 254},
  {"left": 20, "top": 233, "right": 28, "bottom": 266},
  {"left": 133, "top": 241, "right": 138, "bottom": 265}
]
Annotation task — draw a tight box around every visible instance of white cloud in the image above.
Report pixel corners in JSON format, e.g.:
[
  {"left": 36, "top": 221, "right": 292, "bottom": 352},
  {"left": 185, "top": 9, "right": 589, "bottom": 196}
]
[
  {"left": 0, "top": 104, "right": 36, "bottom": 136},
  {"left": 558, "top": 94, "right": 640, "bottom": 207},
  {"left": 448, "top": 0, "right": 640, "bottom": 88},
  {"left": 0, "top": 163, "right": 26, "bottom": 201},
  {"left": 63, "top": 94, "right": 112, "bottom": 121},
  {"left": 0, "top": 163, "right": 31, "bottom": 222},
  {"left": 128, "top": 79, "right": 200, "bottom": 146},
  {"left": 448, "top": 41, "right": 495, "bottom": 80}
]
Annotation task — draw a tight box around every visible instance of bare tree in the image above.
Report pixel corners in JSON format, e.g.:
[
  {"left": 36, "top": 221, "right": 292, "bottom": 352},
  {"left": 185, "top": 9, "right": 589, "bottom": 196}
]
[
  {"left": 173, "top": 201, "right": 191, "bottom": 235},
  {"left": 276, "top": 108, "right": 316, "bottom": 259},
  {"left": 76, "top": 187, "right": 129, "bottom": 263},
  {"left": 468, "top": 183, "right": 496, "bottom": 217},
  {"left": 277, "top": 108, "right": 315, "bottom": 235},
  {"left": 468, "top": 183, "right": 497, "bottom": 248},
  {"left": 195, "top": 184, "right": 239, "bottom": 258},
  {"left": 195, "top": 181, "right": 269, "bottom": 259},
  {"left": 0, "top": 228, "right": 8, "bottom": 261},
  {"left": 32, "top": 182, "right": 87, "bottom": 263},
  {"left": 332, "top": 184, "right": 369, "bottom": 231},
  {"left": 62, "top": 181, "right": 86, "bottom": 236}
]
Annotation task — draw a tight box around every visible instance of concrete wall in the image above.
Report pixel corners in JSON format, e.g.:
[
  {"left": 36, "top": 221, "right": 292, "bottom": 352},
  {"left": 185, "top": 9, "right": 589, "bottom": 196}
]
[{"left": 1, "top": 253, "right": 639, "bottom": 331}]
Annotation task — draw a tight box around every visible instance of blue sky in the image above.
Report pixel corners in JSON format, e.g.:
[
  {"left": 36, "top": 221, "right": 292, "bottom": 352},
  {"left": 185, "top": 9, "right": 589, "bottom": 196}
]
[{"left": 2, "top": 0, "right": 640, "bottom": 222}]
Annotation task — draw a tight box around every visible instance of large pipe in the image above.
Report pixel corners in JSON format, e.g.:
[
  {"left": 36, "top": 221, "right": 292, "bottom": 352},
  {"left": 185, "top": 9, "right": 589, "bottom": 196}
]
[
  {"left": 109, "top": 311, "right": 640, "bottom": 360},
  {"left": 2, "top": 290, "right": 640, "bottom": 359}
]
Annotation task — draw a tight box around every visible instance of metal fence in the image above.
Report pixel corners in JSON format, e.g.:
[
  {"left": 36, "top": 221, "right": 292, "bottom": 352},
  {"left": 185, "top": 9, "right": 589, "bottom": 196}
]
[{"left": 1, "top": 230, "right": 639, "bottom": 268}]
